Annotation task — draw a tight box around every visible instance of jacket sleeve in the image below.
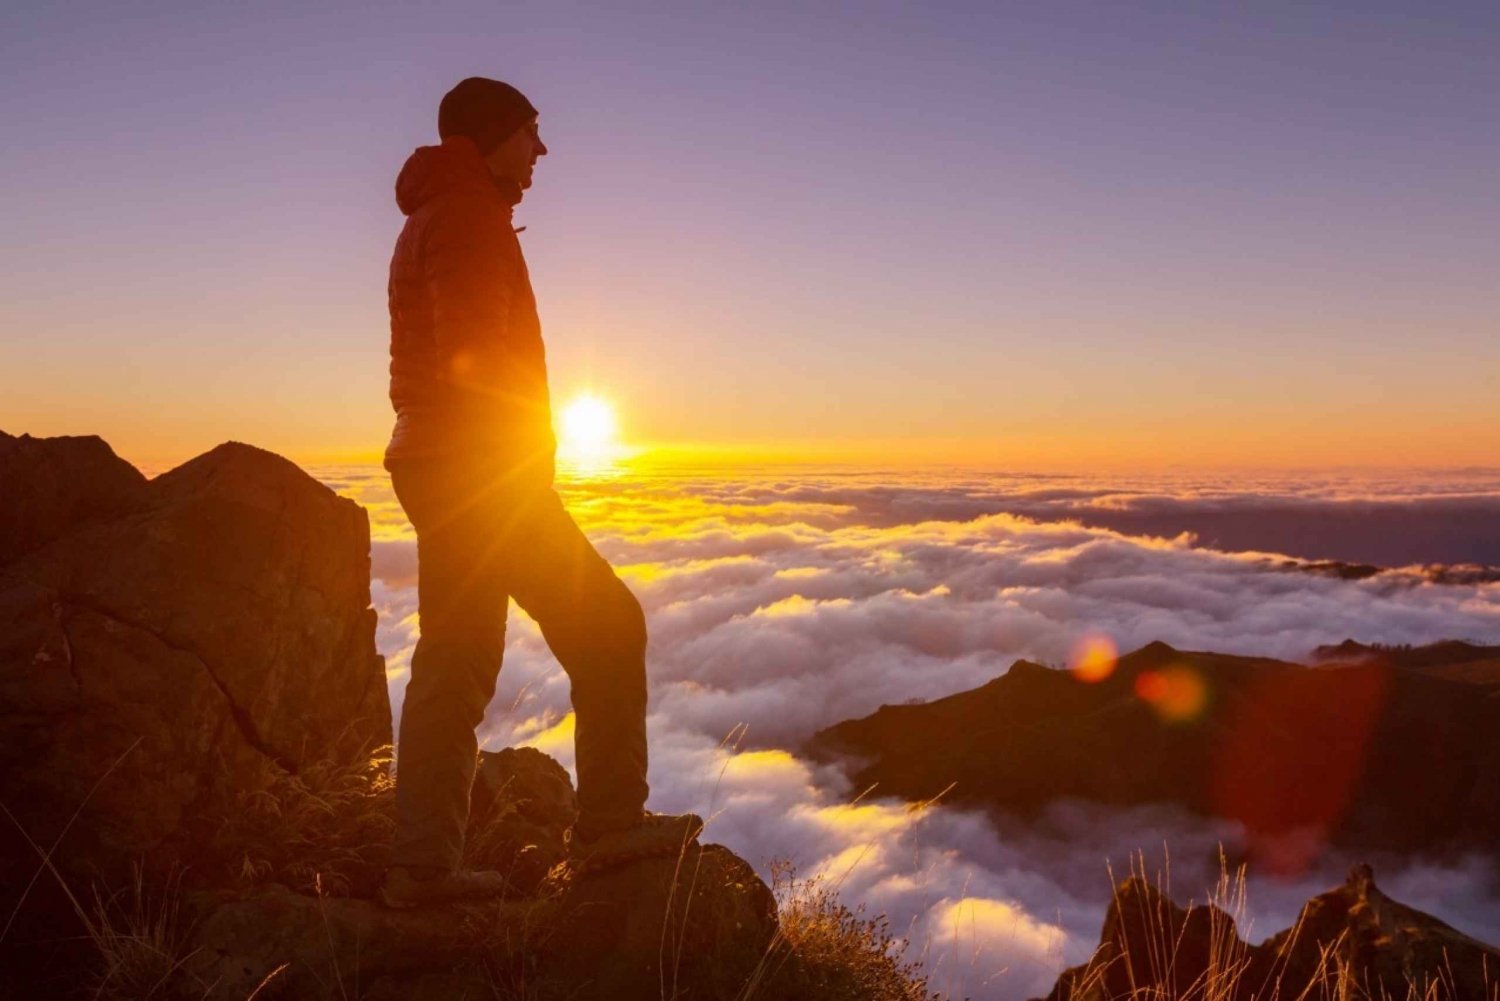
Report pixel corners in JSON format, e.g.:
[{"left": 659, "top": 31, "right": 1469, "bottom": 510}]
[{"left": 423, "top": 202, "right": 517, "bottom": 406}]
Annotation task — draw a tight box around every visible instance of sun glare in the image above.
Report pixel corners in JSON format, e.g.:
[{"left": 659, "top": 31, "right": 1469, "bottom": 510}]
[{"left": 559, "top": 394, "right": 619, "bottom": 461}]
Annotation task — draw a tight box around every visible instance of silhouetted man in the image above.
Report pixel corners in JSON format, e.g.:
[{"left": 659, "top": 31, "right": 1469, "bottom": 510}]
[{"left": 380, "top": 77, "right": 701, "bottom": 908}]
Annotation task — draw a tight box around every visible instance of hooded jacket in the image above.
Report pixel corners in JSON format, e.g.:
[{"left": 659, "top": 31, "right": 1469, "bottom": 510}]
[{"left": 383, "top": 134, "right": 554, "bottom": 474}]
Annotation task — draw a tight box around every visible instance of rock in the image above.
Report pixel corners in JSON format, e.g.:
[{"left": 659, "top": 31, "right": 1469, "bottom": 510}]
[
  {"left": 1044, "top": 875, "right": 1233, "bottom": 1001},
  {"left": 1252, "top": 864, "right": 1500, "bottom": 1001},
  {"left": 537, "top": 843, "right": 780, "bottom": 1000},
  {"left": 0, "top": 431, "right": 147, "bottom": 564},
  {"left": 467, "top": 746, "right": 578, "bottom": 894},
  {"left": 183, "top": 883, "right": 541, "bottom": 999},
  {"left": 0, "top": 436, "right": 389, "bottom": 894},
  {"left": 182, "top": 840, "right": 778, "bottom": 1001},
  {"left": 1044, "top": 865, "right": 1500, "bottom": 1001}
]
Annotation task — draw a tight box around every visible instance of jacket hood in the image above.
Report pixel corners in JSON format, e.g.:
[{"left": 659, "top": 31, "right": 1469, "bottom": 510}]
[{"left": 394, "top": 135, "right": 521, "bottom": 216}]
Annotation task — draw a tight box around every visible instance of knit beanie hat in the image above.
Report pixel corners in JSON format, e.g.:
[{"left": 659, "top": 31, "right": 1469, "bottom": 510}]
[{"left": 438, "top": 77, "right": 538, "bottom": 155}]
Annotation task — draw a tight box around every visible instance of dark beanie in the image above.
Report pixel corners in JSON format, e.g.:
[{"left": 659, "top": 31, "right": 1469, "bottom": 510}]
[{"left": 438, "top": 77, "right": 537, "bottom": 155}]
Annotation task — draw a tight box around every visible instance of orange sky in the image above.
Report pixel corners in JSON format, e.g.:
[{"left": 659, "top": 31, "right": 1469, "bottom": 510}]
[{"left": 3, "top": 4, "right": 1498, "bottom": 473}]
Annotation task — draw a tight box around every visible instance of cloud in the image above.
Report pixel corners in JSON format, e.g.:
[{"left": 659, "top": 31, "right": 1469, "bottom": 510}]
[
  {"left": 345, "top": 465, "right": 1500, "bottom": 1000},
  {"left": 617, "top": 468, "right": 1500, "bottom": 567}
]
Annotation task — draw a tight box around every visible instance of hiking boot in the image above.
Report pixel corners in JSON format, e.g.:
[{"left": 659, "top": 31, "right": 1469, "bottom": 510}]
[
  {"left": 567, "top": 812, "right": 705, "bottom": 875},
  {"left": 378, "top": 865, "right": 507, "bottom": 909}
]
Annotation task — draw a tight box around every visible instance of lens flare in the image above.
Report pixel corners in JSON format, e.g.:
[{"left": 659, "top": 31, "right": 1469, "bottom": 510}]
[
  {"left": 1133, "top": 664, "right": 1209, "bottom": 723},
  {"left": 1069, "top": 634, "right": 1118, "bottom": 683}
]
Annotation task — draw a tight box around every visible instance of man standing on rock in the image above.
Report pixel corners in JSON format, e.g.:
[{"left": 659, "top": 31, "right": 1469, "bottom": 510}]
[{"left": 379, "top": 77, "right": 701, "bottom": 907}]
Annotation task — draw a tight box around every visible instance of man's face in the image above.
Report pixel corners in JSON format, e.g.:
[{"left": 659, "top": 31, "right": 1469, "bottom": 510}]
[{"left": 484, "top": 117, "right": 547, "bottom": 189}]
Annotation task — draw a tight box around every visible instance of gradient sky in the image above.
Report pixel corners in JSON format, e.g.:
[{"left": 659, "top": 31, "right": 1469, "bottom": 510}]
[{"left": 2, "top": 1, "right": 1497, "bottom": 469}]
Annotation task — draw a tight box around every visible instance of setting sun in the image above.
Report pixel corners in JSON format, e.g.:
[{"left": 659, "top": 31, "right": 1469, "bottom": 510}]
[{"left": 558, "top": 393, "right": 618, "bottom": 459}]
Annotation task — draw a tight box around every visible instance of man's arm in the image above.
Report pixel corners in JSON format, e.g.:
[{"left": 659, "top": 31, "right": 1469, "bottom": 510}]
[{"left": 424, "top": 202, "right": 519, "bottom": 410}]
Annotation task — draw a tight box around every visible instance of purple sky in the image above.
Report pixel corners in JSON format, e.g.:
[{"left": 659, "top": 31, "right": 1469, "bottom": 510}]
[{"left": 2, "top": 2, "right": 1497, "bottom": 467}]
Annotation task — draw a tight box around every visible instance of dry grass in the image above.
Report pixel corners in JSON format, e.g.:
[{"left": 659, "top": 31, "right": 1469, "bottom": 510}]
[
  {"left": 1058, "top": 852, "right": 1257, "bottom": 1001},
  {"left": 84, "top": 863, "right": 202, "bottom": 1000},
  {"left": 739, "top": 859, "right": 944, "bottom": 1001},
  {"left": 1058, "top": 851, "right": 1497, "bottom": 1001},
  {"left": 212, "top": 744, "right": 395, "bottom": 897}
]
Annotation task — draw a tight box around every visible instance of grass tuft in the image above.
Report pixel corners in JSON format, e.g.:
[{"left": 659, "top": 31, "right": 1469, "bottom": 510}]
[
  {"left": 742, "top": 859, "right": 946, "bottom": 1001},
  {"left": 84, "top": 863, "right": 201, "bottom": 1000},
  {"left": 211, "top": 744, "right": 395, "bottom": 897}
]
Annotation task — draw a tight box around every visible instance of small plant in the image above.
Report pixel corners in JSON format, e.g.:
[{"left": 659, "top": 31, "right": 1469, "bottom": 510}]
[
  {"left": 741, "top": 859, "right": 944, "bottom": 1001},
  {"left": 85, "top": 863, "right": 200, "bottom": 1000},
  {"left": 211, "top": 744, "right": 395, "bottom": 896}
]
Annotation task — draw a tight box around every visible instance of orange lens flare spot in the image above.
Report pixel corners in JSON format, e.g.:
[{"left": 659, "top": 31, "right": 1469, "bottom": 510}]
[
  {"left": 1069, "top": 634, "right": 1118, "bottom": 683},
  {"left": 1133, "top": 664, "right": 1209, "bottom": 723}
]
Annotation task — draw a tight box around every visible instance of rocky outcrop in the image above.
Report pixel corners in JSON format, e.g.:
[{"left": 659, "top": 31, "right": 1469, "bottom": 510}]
[
  {"left": 186, "top": 842, "right": 778, "bottom": 1001},
  {"left": 536, "top": 844, "right": 778, "bottom": 999},
  {"left": 0, "top": 433, "right": 781, "bottom": 1001},
  {"left": 1045, "top": 865, "right": 1500, "bottom": 1001},
  {"left": 0, "top": 432, "right": 149, "bottom": 564},
  {"left": 811, "top": 642, "right": 1500, "bottom": 863},
  {"left": 0, "top": 434, "right": 390, "bottom": 891},
  {"left": 468, "top": 745, "right": 579, "bottom": 894},
  {"left": 184, "top": 743, "right": 775, "bottom": 1000}
]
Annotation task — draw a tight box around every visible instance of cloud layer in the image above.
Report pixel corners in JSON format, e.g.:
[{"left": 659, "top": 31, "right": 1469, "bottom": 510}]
[{"left": 340, "top": 464, "right": 1500, "bottom": 1000}]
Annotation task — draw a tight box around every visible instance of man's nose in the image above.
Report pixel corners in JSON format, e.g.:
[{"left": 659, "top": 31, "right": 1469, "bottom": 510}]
[{"left": 535, "top": 138, "right": 548, "bottom": 157}]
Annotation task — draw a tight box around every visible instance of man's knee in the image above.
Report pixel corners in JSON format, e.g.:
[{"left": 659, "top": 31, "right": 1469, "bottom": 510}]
[
  {"left": 551, "top": 576, "right": 646, "bottom": 672},
  {"left": 591, "top": 578, "right": 647, "bottom": 667},
  {"left": 405, "top": 629, "right": 504, "bottom": 727},
  {"left": 607, "top": 582, "right": 647, "bottom": 659}
]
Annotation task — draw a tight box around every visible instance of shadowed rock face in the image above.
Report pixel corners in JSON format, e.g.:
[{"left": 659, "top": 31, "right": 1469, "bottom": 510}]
[
  {"left": 811, "top": 641, "right": 1500, "bottom": 862},
  {"left": 1044, "top": 865, "right": 1500, "bottom": 1001},
  {"left": 0, "top": 432, "right": 148, "bottom": 564},
  {"left": 467, "top": 745, "right": 580, "bottom": 894},
  {"left": 0, "top": 435, "right": 391, "bottom": 891},
  {"left": 187, "top": 826, "right": 778, "bottom": 1001}
]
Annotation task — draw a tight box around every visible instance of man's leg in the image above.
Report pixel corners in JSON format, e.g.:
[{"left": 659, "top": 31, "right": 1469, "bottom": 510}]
[
  {"left": 502, "top": 488, "right": 650, "bottom": 838},
  {"left": 389, "top": 461, "right": 510, "bottom": 872}
]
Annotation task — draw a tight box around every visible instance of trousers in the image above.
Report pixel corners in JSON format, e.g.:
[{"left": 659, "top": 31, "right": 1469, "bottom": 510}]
[{"left": 388, "top": 456, "right": 649, "bottom": 870}]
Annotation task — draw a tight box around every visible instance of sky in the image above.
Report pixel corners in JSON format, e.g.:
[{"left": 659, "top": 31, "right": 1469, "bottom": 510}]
[
  {"left": 340, "top": 462, "right": 1500, "bottom": 999},
  {"left": 3, "top": 1, "right": 1499, "bottom": 469}
]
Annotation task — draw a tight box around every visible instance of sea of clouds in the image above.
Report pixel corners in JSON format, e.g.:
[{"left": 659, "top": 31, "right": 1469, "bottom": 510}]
[{"left": 321, "top": 464, "right": 1500, "bottom": 1000}]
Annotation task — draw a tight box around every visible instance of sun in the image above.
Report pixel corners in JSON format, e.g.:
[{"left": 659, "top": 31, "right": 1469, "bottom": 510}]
[{"left": 558, "top": 394, "right": 618, "bottom": 459}]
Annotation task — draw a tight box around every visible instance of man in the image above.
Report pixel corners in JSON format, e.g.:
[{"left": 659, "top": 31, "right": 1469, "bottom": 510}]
[{"left": 380, "top": 77, "right": 701, "bottom": 908}]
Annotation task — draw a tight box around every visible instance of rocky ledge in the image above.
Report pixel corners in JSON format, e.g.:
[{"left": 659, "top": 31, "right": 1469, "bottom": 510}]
[{"left": 0, "top": 432, "right": 778, "bottom": 1000}]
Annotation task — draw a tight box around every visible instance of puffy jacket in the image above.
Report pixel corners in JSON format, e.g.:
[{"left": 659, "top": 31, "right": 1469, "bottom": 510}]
[{"left": 383, "top": 134, "right": 554, "bottom": 474}]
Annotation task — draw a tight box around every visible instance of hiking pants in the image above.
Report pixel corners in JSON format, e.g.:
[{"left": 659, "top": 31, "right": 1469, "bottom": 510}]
[{"left": 388, "top": 457, "right": 649, "bottom": 870}]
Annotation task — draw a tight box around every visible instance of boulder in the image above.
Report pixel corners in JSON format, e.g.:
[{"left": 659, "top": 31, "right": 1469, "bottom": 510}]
[
  {"left": 0, "top": 437, "right": 390, "bottom": 893},
  {"left": 537, "top": 843, "right": 779, "bottom": 1000},
  {"left": 467, "top": 746, "right": 579, "bottom": 894},
  {"left": 0, "top": 431, "right": 147, "bottom": 564}
]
